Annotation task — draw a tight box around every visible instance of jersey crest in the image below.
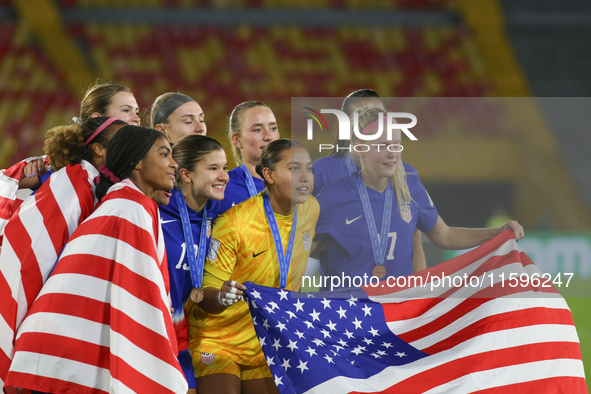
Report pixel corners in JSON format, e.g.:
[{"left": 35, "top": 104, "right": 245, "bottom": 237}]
[
  {"left": 201, "top": 352, "right": 215, "bottom": 365},
  {"left": 302, "top": 230, "right": 311, "bottom": 252},
  {"left": 401, "top": 203, "right": 412, "bottom": 224},
  {"left": 207, "top": 238, "right": 220, "bottom": 262},
  {"left": 206, "top": 218, "right": 212, "bottom": 238}
]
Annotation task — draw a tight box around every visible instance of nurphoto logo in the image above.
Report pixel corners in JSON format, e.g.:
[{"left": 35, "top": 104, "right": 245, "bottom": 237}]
[{"left": 303, "top": 108, "right": 418, "bottom": 152}]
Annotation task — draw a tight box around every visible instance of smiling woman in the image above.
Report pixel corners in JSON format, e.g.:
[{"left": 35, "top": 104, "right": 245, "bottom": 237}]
[
  {"left": 94, "top": 125, "right": 177, "bottom": 201},
  {"left": 5, "top": 126, "right": 187, "bottom": 393},
  {"left": 158, "top": 135, "right": 229, "bottom": 392},
  {"left": 313, "top": 107, "right": 524, "bottom": 288},
  {"left": 80, "top": 81, "right": 141, "bottom": 126}
]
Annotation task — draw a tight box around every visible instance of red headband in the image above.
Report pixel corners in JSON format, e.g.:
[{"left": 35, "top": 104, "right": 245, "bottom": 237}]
[{"left": 85, "top": 118, "right": 118, "bottom": 145}]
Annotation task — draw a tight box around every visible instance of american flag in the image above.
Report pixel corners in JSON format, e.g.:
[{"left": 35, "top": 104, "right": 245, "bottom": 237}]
[
  {"left": 4, "top": 180, "right": 186, "bottom": 393},
  {"left": 0, "top": 160, "right": 98, "bottom": 389},
  {"left": 244, "top": 231, "right": 587, "bottom": 393},
  {"left": 0, "top": 157, "right": 50, "bottom": 245},
  {"left": 0, "top": 159, "right": 29, "bottom": 244}
]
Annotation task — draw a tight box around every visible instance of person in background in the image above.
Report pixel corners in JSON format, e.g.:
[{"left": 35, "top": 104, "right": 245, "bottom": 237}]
[
  {"left": 219, "top": 101, "right": 280, "bottom": 213},
  {"left": 150, "top": 92, "right": 207, "bottom": 141}
]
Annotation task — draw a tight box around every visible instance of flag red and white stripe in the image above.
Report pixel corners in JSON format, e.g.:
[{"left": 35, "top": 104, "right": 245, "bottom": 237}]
[
  {"left": 0, "top": 160, "right": 98, "bottom": 389},
  {"left": 0, "top": 156, "right": 50, "bottom": 245},
  {"left": 310, "top": 231, "right": 587, "bottom": 393},
  {"left": 5, "top": 180, "right": 186, "bottom": 393},
  {"left": 0, "top": 160, "right": 28, "bottom": 243}
]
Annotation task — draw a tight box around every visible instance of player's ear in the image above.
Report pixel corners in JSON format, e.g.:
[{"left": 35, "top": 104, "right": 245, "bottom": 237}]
[
  {"left": 91, "top": 141, "right": 106, "bottom": 159},
  {"left": 231, "top": 133, "right": 243, "bottom": 150},
  {"left": 179, "top": 167, "right": 191, "bottom": 184},
  {"left": 155, "top": 123, "right": 167, "bottom": 134},
  {"left": 262, "top": 167, "right": 274, "bottom": 185}
]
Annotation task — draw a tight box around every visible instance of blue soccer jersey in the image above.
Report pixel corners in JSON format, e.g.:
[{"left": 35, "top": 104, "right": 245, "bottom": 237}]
[
  {"left": 159, "top": 188, "right": 221, "bottom": 351},
  {"left": 312, "top": 155, "right": 360, "bottom": 197},
  {"left": 218, "top": 165, "right": 265, "bottom": 214},
  {"left": 315, "top": 163, "right": 438, "bottom": 283}
]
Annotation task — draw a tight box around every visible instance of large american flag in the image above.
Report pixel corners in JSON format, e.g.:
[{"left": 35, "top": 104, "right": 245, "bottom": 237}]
[
  {"left": 4, "top": 180, "right": 186, "bottom": 393},
  {"left": 0, "top": 160, "right": 98, "bottom": 389},
  {"left": 244, "top": 231, "right": 587, "bottom": 393}
]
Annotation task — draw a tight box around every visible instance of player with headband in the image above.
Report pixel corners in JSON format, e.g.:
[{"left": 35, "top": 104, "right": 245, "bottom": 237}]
[
  {"left": 5, "top": 126, "right": 187, "bottom": 393},
  {"left": 0, "top": 117, "right": 127, "bottom": 388},
  {"left": 188, "top": 139, "right": 318, "bottom": 394},
  {"left": 0, "top": 82, "right": 140, "bottom": 239},
  {"left": 313, "top": 107, "right": 524, "bottom": 287},
  {"left": 218, "top": 101, "right": 280, "bottom": 214},
  {"left": 150, "top": 92, "right": 207, "bottom": 141},
  {"left": 22, "top": 81, "right": 141, "bottom": 182}
]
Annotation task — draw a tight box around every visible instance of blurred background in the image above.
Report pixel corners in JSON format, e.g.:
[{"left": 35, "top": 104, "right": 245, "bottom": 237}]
[{"left": 0, "top": 0, "right": 590, "bottom": 387}]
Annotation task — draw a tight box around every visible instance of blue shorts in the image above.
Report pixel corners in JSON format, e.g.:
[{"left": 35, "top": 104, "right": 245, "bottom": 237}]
[{"left": 178, "top": 348, "right": 197, "bottom": 388}]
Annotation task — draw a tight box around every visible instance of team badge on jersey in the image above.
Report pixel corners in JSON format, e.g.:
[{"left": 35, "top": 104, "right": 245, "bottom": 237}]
[
  {"left": 302, "top": 230, "right": 311, "bottom": 252},
  {"left": 201, "top": 352, "right": 215, "bottom": 365},
  {"left": 401, "top": 203, "right": 412, "bottom": 224},
  {"left": 206, "top": 218, "right": 212, "bottom": 238},
  {"left": 207, "top": 238, "right": 220, "bottom": 262}
]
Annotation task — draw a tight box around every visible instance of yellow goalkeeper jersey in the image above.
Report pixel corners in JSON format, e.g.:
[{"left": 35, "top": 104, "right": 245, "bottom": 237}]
[{"left": 188, "top": 192, "right": 319, "bottom": 366}]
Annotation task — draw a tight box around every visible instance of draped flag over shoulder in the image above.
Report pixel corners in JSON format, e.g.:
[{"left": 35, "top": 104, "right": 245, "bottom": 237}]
[
  {"left": 0, "top": 156, "right": 49, "bottom": 245},
  {"left": 244, "top": 231, "right": 587, "bottom": 394},
  {"left": 0, "top": 159, "right": 29, "bottom": 243},
  {"left": 4, "top": 180, "right": 186, "bottom": 394},
  {"left": 0, "top": 160, "right": 98, "bottom": 390}
]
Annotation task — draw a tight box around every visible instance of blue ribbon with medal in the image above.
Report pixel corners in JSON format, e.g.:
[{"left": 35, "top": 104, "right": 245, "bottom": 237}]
[
  {"left": 262, "top": 194, "right": 297, "bottom": 289},
  {"left": 241, "top": 163, "right": 259, "bottom": 197},
  {"left": 356, "top": 171, "right": 393, "bottom": 279},
  {"left": 175, "top": 190, "right": 208, "bottom": 303},
  {"left": 346, "top": 155, "right": 357, "bottom": 175}
]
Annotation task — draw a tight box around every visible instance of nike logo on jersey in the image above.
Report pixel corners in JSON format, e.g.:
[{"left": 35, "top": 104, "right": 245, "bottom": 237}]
[
  {"left": 346, "top": 215, "right": 362, "bottom": 225},
  {"left": 253, "top": 250, "right": 268, "bottom": 258},
  {"left": 161, "top": 218, "right": 177, "bottom": 224}
]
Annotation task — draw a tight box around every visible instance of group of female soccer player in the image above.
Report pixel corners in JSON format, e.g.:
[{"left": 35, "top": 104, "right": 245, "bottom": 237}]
[{"left": 0, "top": 83, "right": 523, "bottom": 394}]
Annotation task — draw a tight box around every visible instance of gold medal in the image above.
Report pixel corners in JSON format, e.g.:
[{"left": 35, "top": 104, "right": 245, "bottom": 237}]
[
  {"left": 372, "top": 265, "right": 386, "bottom": 279},
  {"left": 190, "top": 288, "right": 204, "bottom": 303}
]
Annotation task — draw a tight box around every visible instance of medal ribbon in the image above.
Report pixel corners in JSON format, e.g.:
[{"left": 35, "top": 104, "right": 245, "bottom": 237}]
[
  {"left": 356, "top": 172, "right": 393, "bottom": 269},
  {"left": 262, "top": 194, "right": 297, "bottom": 289},
  {"left": 241, "top": 163, "right": 258, "bottom": 197},
  {"left": 346, "top": 155, "right": 357, "bottom": 175},
  {"left": 175, "top": 190, "right": 208, "bottom": 289}
]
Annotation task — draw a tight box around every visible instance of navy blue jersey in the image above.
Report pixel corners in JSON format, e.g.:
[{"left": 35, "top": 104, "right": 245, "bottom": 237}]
[
  {"left": 315, "top": 163, "right": 438, "bottom": 283},
  {"left": 159, "top": 188, "right": 221, "bottom": 350},
  {"left": 218, "top": 165, "right": 265, "bottom": 214},
  {"left": 312, "top": 155, "right": 360, "bottom": 197}
]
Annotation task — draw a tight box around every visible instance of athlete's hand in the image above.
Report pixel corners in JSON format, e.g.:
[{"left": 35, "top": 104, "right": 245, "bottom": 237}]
[
  {"left": 22, "top": 158, "right": 48, "bottom": 178},
  {"left": 499, "top": 220, "right": 524, "bottom": 241},
  {"left": 218, "top": 280, "right": 246, "bottom": 306}
]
